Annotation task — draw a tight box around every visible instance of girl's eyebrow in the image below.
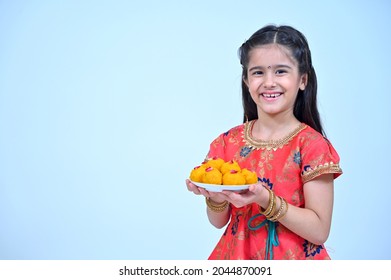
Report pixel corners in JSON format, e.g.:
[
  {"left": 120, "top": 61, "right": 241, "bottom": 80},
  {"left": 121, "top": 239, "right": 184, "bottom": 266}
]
[{"left": 248, "top": 64, "right": 293, "bottom": 72}]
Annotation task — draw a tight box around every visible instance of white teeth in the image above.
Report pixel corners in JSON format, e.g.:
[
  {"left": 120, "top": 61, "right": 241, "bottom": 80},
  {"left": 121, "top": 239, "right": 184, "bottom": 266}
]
[{"left": 262, "top": 93, "right": 281, "bottom": 98}]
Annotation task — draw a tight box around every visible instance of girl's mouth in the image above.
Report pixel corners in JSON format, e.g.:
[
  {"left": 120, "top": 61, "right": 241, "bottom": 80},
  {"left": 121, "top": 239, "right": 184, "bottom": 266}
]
[{"left": 261, "top": 93, "right": 282, "bottom": 98}]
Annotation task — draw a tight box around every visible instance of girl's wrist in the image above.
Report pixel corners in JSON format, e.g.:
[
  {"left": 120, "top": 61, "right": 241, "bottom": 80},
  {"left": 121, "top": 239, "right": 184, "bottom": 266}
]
[
  {"left": 208, "top": 197, "right": 226, "bottom": 204},
  {"left": 206, "top": 197, "right": 229, "bottom": 212},
  {"left": 257, "top": 186, "right": 271, "bottom": 209}
]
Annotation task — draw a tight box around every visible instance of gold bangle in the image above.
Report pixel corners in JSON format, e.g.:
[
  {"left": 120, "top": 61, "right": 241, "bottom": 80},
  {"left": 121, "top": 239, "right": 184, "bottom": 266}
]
[
  {"left": 276, "top": 198, "right": 289, "bottom": 221},
  {"left": 205, "top": 197, "right": 229, "bottom": 213},
  {"left": 259, "top": 188, "right": 275, "bottom": 217},
  {"left": 265, "top": 190, "right": 279, "bottom": 219},
  {"left": 270, "top": 196, "right": 288, "bottom": 222},
  {"left": 269, "top": 196, "right": 284, "bottom": 221},
  {"left": 265, "top": 195, "right": 278, "bottom": 220},
  {"left": 259, "top": 187, "right": 272, "bottom": 214}
]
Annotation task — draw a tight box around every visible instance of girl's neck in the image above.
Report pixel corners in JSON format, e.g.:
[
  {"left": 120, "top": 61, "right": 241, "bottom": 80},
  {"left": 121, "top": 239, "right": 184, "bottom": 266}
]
[{"left": 251, "top": 113, "right": 301, "bottom": 141}]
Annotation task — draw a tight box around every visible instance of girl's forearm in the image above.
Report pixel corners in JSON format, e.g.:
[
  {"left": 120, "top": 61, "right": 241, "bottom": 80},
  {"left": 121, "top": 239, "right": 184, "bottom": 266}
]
[{"left": 206, "top": 198, "right": 231, "bottom": 228}]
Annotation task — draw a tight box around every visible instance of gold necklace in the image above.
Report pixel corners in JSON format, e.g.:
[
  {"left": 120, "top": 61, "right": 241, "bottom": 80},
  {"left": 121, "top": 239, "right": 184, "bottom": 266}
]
[{"left": 243, "top": 120, "right": 306, "bottom": 151}]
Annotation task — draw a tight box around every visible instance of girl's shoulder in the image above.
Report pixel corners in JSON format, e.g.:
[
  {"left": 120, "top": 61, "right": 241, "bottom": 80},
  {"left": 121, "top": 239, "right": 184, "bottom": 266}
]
[
  {"left": 210, "top": 123, "right": 245, "bottom": 147},
  {"left": 297, "top": 124, "right": 332, "bottom": 146},
  {"left": 221, "top": 123, "right": 245, "bottom": 137}
]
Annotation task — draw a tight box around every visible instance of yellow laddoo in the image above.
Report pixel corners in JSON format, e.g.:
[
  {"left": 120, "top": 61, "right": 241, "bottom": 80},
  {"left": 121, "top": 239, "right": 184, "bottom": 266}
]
[
  {"left": 223, "top": 170, "right": 246, "bottom": 185},
  {"left": 189, "top": 165, "right": 205, "bottom": 183},
  {"left": 190, "top": 159, "right": 257, "bottom": 185},
  {"left": 203, "top": 157, "right": 225, "bottom": 170},
  {"left": 202, "top": 166, "right": 223, "bottom": 185},
  {"left": 220, "top": 160, "right": 241, "bottom": 175},
  {"left": 241, "top": 168, "right": 258, "bottom": 184}
]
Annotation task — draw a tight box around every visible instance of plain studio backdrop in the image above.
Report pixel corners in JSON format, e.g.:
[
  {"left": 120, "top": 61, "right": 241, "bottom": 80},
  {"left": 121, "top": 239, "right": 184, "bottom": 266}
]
[{"left": 0, "top": 0, "right": 390, "bottom": 260}]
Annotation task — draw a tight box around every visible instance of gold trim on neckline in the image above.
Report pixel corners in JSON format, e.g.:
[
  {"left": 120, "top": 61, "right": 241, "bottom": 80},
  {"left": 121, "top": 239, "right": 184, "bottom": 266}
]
[{"left": 243, "top": 120, "right": 307, "bottom": 151}]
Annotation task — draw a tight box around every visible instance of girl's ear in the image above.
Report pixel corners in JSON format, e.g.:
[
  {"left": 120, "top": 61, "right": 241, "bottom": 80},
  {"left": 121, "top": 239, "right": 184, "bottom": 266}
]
[{"left": 299, "top": 73, "right": 308, "bottom": 91}]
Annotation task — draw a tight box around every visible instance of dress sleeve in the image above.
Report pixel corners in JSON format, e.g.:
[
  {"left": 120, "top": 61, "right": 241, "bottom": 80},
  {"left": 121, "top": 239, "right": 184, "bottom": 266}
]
[{"left": 300, "top": 136, "right": 343, "bottom": 184}]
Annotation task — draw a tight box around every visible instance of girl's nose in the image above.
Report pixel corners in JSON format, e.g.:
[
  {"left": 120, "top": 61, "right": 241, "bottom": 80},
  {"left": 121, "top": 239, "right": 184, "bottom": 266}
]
[{"left": 263, "top": 73, "right": 276, "bottom": 88}]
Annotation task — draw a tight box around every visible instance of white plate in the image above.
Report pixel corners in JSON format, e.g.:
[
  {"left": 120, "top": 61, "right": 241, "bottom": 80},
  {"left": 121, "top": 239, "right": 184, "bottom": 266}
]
[{"left": 190, "top": 180, "right": 251, "bottom": 192}]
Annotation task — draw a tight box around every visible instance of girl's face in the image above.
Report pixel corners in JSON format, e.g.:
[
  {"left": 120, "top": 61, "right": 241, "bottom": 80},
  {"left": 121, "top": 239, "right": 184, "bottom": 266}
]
[{"left": 244, "top": 44, "right": 307, "bottom": 119}]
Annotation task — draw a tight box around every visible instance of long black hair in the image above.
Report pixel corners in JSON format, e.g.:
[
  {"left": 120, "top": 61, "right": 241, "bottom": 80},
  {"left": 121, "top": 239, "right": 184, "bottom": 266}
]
[{"left": 238, "top": 25, "right": 325, "bottom": 136}]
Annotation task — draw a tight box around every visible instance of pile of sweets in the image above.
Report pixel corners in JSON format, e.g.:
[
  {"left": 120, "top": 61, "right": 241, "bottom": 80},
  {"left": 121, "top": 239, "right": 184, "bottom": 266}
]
[{"left": 189, "top": 157, "right": 258, "bottom": 185}]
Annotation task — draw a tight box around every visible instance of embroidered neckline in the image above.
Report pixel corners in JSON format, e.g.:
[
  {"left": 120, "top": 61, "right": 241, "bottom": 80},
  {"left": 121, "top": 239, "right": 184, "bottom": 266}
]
[{"left": 243, "top": 120, "right": 307, "bottom": 151}]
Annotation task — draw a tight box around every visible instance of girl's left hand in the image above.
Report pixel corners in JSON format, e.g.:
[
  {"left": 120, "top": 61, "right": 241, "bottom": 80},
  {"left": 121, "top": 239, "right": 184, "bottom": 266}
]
[{"left": 222, "top": 183, "right": 265, "bottom": 208}]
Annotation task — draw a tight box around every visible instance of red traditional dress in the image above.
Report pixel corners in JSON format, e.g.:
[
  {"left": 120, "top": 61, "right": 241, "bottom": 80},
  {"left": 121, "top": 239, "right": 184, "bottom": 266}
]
[{"left": 206, "top": 120, "right": 342, "bottom": 260}]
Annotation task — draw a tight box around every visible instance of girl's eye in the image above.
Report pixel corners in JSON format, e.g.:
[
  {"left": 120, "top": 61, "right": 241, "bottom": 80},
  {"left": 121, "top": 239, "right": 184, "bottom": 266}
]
[
  {"left": 252, "top": 71, "right": 263, "bottom": 76},
  {"left": 275, "top": 69, "right": 287, "bottom": 75}
]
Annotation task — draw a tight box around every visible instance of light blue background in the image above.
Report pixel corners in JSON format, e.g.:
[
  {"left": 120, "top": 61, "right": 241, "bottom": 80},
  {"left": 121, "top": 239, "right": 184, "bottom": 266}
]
[{"left": 1, "top": 0, "right": 390, "bottom": 260}]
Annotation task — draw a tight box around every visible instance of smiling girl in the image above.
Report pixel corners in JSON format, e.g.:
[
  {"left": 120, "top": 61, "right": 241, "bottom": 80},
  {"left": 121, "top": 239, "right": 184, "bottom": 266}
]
[{"left": 186, "top": 25, "right": 342, "bottom": 260}]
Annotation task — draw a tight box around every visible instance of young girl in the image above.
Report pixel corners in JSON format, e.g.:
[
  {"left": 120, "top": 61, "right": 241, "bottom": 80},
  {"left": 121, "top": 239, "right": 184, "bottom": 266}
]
[{"left": 186, "top": 25, "right": 342, "bottom": 260}]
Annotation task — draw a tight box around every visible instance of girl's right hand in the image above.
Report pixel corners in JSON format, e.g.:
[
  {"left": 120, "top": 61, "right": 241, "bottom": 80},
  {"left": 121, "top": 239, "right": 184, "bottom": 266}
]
[{"left": 185, "top": 179, "right": 228, "bottom": 203}]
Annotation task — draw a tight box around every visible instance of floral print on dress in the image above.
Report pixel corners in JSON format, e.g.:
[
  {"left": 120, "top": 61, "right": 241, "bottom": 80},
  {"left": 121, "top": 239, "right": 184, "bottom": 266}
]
[
  {"left": 293, "top": 151, "right": 301, "bottom": 165},
  {"left": 302, "top": 165, "right": 312, "bottom": 176},
  {"left": 303, "top": 240, "right": 324, "bottom": 258},
  {"left": 231, "top": 213, "right": 242, "bottom": 235},
  {"left": 259, "top": 177, "right": 274, "bottom": 190},
  {"left": 240, "top": 146, "right": 253, "bottom": 157}
]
